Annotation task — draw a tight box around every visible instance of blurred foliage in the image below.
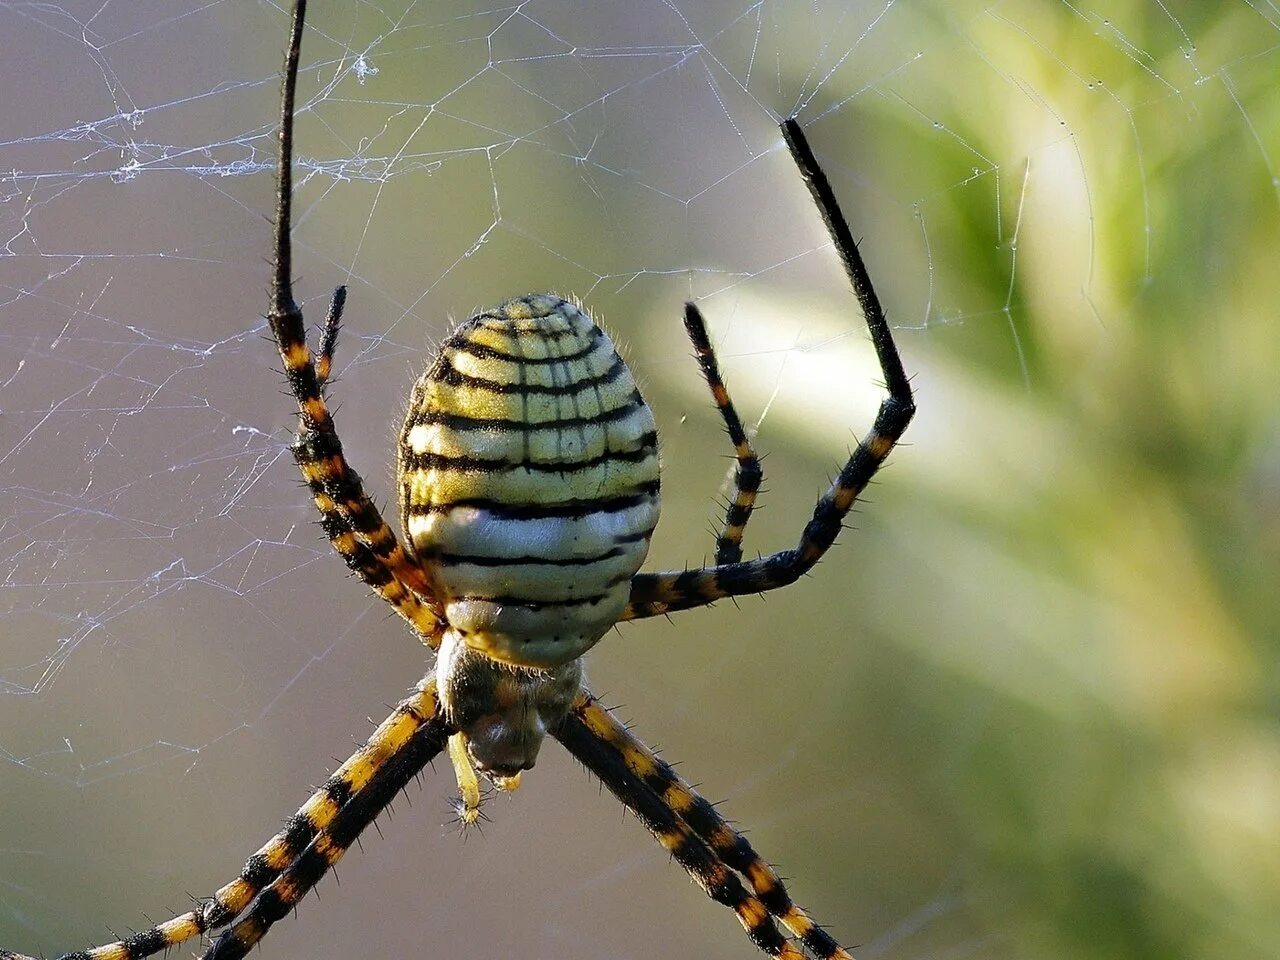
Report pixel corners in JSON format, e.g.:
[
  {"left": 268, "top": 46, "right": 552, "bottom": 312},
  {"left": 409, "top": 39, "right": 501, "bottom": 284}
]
[{"left": 791, "top": 3, "right": 1280, "bottom": 959}]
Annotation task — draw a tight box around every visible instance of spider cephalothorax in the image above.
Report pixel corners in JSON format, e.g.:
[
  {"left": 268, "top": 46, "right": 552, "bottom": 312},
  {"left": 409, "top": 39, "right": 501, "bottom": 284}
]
[
  {"left": 0, "top": 2, "right": 914, "bottom": 959},
  {"left": 434, "top": 631, "right": 581, "bottom": 775}
]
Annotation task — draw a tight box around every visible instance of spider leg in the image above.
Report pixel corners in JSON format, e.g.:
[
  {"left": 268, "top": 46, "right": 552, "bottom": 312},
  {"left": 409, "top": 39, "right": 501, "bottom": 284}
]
[
  {"left": 566, "top": 691, "right": 853, "bottom": 959},
  {"left": 201, "top": 691, "right": 452, "bottom": 960},
  {"left": 623, "top": 117, "right": 914, "bottom": 620},
  {"left": 314, "top": 284, "right": 345, "bottom": 386},
  {"left": 554, "top": 691, "right": 809, "bottom": 960},
  {"left": 270, "top": 0, "right": 441, "bottom": 643},
  {"left": 684, "top": 302, "right": 763, "bottom": 566},
  {"left": 312, "top": 504, "right": 439, "bottom": 646},
  {"left": 0, "top": 679, "right": 444, "bottom": 960}
]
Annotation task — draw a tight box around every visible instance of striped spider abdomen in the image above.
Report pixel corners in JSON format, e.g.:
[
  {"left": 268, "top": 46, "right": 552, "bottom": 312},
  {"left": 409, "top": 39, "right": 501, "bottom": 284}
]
[{"left": 398, "top": 293, "right": 661, "bottom": 671}]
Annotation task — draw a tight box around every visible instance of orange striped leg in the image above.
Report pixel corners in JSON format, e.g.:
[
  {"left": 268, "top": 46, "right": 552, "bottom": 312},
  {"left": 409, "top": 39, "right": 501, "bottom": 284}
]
[
  {"left": 269, "top": 0, "right": 437, "bottom": 633},
  {"left": 554, "top": 692, "right": 807, "bottom": 960},
  {"left": 0, "top": 679, "right": 442, "bottom": 960},
  {"left": 623, "top": 117, "right": 914, "bottom": 621},
  {"left": 202, "top": 693, "right": 453, "bottom": 960},
  {"left": 683, "top": 302, "right": 763, "bottom": 566},
  {"left": 569, "top": 691, "right": 853, "bottom": 959}
]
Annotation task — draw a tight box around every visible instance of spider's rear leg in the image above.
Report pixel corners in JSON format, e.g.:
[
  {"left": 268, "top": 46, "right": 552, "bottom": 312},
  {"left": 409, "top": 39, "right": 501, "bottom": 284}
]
[
  {"left": 555, "top": 692, "right": 813, "bottom": 960},
  {"left": 684, "top": 302, "right": 764, "bottom": 566},
  {"left": 567, "top": 691, "right": 853, "bottom": 959},
  {"left": 0, "top": 679, "right": 444, "bottom": 960},
  {"left": 203, "top": 690, "right": 453, "bottom": 960}
]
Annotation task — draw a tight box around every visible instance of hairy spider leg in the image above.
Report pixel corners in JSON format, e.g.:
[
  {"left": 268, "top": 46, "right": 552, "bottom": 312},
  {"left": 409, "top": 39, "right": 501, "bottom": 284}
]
[
  {"left": 0, "top": 680, "right": 444, "bottom": 960},
  {"left": 623, "top": 116, "right": 915, "bottom": 620},
  {"left": 202, "top": 696, "right": 452, "bottom": 960},
  {"left": 314, "top": 284, "right": 346, "bottom": 386},
  {"left": 269, "top": 0, "right": 441, "bottom": 643},
  {"left": 555, "top": 694, "right": 809, "bottom": 960},
  {"left": 569, "top": 691, "right": 854, "bottom": 959},
  {"left": 683, "top": 302, "right": 764, "bottom": 566}
]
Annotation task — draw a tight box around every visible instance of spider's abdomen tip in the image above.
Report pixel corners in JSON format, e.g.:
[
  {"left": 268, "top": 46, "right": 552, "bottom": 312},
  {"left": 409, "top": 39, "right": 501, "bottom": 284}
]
[{"left": 397, "top": 294, "right": 660, "bottom": 668}]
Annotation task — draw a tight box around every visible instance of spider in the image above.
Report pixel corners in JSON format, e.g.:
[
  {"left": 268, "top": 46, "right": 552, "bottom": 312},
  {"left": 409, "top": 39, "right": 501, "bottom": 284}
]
[{"left": 1, "top": 2, "right": 914, "bottom": 959}]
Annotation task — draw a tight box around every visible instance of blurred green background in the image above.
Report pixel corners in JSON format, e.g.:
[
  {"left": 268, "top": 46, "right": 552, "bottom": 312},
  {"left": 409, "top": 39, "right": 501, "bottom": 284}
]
[{"left": 1, "top": 2, "right": 1276, "bottom": 959}]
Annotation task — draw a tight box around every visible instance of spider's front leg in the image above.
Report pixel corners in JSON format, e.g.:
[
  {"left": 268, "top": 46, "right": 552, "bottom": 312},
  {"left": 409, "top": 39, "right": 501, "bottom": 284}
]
[
  {"left": 285, "top": 299, "right": 442, "bottom": 644},
  {"left": 555, "top": 691, "right": 853, "bottom": 959},
  {"left": 623, "top": 116, "right": 914, "bottom": 620},
  {"left": 683, "top": 302, "right": 764, "bottom": 566},
  {"left": 268, "top": 0, "right": 441, "bottom": 644},
  {"left": 314, "top": 283, "right": 345, "bottom": 386}
]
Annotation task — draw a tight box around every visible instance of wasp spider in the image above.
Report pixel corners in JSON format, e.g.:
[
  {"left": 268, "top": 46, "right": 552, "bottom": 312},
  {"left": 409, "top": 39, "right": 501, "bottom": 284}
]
[{"left": 1, "top": 2, "right": 915, "bottom": 958}]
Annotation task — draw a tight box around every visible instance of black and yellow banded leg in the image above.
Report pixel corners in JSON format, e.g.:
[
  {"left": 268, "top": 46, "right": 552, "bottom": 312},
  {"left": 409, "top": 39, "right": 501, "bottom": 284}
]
[
  {"left": 683, "top": 302, "right": 763, "bottom": 566},
  {"left": 304, "top": 453, "right": 442, "bottom": 646},
  {"left": 269, "top": 0, "right": 438, "bottom": 629},
  {"left": 623, "top": 116, "right": 914, "bottom": 621},
  {"left": 0, "top": 680, "right": 444, "bottom": 960},
  {"left": 273, "top": 262, "right": 435, "bottom": 614},
  {"left": 619, "top": 398, "right": 907, "bottom": 619},
  {"left": 198, "top": 677, "right": 443, "bottom": 927},
  {"left": 555, "top": 693, "right": 808, "bottom": 960},
  {"left": 569, "top": 691, "right": 853, "bottom": 959},
  {"left": 203, "top": 700, "right": 453, "bottom": 960}
]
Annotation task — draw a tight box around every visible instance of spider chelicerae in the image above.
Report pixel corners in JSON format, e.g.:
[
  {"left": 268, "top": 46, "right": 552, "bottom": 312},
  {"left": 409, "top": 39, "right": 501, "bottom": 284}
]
[{"left": 1, "top": 2, "right": 915, "bottom": 958}]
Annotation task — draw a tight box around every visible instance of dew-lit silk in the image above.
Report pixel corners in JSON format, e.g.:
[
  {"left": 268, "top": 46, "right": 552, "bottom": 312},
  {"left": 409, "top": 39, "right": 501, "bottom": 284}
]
[{"left": 399, "top": 294, "right": 660, "bottom": 668}]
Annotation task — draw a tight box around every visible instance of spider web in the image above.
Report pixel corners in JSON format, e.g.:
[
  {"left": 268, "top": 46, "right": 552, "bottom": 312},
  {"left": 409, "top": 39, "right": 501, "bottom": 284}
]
[{"left": 2, "top": 2, "right": 1277, "bottom": 959}]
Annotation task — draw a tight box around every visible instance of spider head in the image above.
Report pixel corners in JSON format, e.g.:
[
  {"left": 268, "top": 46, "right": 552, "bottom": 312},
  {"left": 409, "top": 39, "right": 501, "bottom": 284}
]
[{"left": 437, "top": 628, "right": 583, "bottom": 775}]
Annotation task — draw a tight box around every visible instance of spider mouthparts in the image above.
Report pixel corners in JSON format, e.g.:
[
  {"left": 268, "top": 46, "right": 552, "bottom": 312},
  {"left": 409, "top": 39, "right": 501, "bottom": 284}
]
[{"left": 476, "top": 758, "right": 532, "bottom": 779}]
